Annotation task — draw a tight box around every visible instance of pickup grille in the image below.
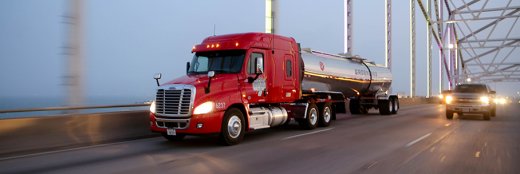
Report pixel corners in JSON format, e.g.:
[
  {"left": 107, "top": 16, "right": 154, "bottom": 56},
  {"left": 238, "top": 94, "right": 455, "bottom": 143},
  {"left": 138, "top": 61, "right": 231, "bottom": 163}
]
[
  {"left": 453, "top": 98, "right": 479, "bottom": 104},
  {"left": 155, "top": 88, "right": 192, "bottom": 116}
]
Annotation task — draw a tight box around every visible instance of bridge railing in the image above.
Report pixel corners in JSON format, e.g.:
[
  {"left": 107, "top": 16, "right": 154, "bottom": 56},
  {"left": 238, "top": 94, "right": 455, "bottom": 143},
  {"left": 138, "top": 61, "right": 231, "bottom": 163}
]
[{"left": 0, "top": 103, "right": 155, "bottom": 159}]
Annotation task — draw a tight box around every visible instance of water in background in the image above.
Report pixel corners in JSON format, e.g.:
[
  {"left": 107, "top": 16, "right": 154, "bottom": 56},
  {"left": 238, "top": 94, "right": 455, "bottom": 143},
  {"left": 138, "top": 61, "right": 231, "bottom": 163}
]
[{"left": 0, "top": 96, "right": 152, "bottom": 119}]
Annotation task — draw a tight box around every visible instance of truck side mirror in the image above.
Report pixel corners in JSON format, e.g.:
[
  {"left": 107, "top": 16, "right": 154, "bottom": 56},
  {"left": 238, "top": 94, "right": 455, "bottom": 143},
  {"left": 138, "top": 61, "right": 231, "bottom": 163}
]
[
  {"left": 186, "top": 62, "right": 190, "bottom": 74},
  {"left": 154, "top": 73, "right": 162, "bottom": 86},
  {"left": 205, "top": 71, "right": 215, "bottom": 94},
  {"left": 208, "top": 71, "right": 215, "bottom": 78},
  {"left": 255, "top": 57, "right": 264, "bottom": 74}
]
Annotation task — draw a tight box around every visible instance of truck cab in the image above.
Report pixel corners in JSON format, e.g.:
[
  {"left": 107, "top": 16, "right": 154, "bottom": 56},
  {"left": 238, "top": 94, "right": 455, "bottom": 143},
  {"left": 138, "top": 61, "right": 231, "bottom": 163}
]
[
  {"left": 149, "top": 33, "right": 307, "bottom": 145},
  {"left": 445, "top": 83, "right": 497, "bottom": 120}
]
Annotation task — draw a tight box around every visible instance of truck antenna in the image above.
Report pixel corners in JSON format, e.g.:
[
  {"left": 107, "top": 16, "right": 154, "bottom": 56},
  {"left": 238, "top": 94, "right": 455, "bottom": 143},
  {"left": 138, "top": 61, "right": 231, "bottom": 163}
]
[{"left": 213, "top": 24, "right": 216, "bottom": 36}]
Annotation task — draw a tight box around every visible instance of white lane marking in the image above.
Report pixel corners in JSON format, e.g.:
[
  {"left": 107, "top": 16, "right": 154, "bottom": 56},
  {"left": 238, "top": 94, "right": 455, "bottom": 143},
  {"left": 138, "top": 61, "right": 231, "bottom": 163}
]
[
  {"left": 405, "top": 133, "right": 432, "bottom": 147},
  {"left": 282, "top": 128, "right": 334, "bottom": 140},
  {"left": 444, "top": 123, "right": 451, "bottom": 127},
  {"left": 475, "top": 151, "right": 481, "bottom": 158},
  {"left": 0, "top": 138, "right": 154, "bottom": 161}
]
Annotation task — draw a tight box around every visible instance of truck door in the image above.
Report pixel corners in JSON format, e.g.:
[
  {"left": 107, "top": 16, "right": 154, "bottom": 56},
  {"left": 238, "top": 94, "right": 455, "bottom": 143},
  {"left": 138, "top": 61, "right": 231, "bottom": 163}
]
[
  {"left": 282, "top": 54, "right": 297, "bottom": 101},
  {"left": 239, "top": 49, "right": 267, "bottom": 103}
]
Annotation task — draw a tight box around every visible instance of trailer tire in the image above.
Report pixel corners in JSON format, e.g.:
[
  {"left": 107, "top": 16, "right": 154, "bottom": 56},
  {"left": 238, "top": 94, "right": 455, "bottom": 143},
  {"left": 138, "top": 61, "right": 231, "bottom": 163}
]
[
  {"left": 298, "top": 103, "right": 319, "bottom": 130},
  {"left": 378, "top": 99, "right": 391, "bottom": 115},
  {"left": 391, "top": 97, "right": 399, "bottom": 114},
  {"left": 161, "top": 133, "right": 186, "bottom": 142},
  {"left": 219, "top": 108, "right": 245, "bottom": 146},
  {"left": 483, "top": 112, "right": 490, "bottom": 120},
  {"left": 349, "top": 99, "right": 361, "bottom": 114},
  {"left": 318, "top": 103, "right": 332, "bottom": 127}
]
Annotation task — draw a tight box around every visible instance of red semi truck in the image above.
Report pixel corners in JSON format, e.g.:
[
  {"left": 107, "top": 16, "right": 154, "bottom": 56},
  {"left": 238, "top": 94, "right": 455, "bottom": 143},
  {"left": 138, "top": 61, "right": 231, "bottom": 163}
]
[{"left": 150, "top": 33, "right": 398, "bottom": 145}]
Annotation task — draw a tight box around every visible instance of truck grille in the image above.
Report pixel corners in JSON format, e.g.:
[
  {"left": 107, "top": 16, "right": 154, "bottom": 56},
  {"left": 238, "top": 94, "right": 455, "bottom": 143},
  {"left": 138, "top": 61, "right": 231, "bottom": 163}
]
[
  {"left": 454, "top": 98, "right": 479, "bottom": 104},
  {"left": 155, "top": 88, "right": 192, "bottom": 116}
]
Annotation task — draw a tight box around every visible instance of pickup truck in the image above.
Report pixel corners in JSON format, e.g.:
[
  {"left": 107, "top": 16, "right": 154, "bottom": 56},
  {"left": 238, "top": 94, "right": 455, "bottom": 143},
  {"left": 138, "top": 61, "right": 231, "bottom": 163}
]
[{"left": 444, "top": 83, "right": 496, "bottom": 120}]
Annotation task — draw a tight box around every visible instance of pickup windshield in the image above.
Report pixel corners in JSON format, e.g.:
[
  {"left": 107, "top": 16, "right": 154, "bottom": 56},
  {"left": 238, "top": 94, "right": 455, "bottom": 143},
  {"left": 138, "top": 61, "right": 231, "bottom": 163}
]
[
  {"left": 188, "top": 50, "right": 245, "bottom": 74},
  {"left": 454, "top": 84, "right": 488, "bottom": 93}
]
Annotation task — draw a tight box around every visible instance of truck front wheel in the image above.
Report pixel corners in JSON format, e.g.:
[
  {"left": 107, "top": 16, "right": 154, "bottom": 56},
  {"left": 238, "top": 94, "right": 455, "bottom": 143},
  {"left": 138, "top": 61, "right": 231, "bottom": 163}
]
[
  {"left": 298, "top": 103, "right": 318, "bottom": 130},
  {"left": 483, "top": 112, "right": 490, "bottom": 120},
  {"left": 446, "top": 111, "right": 454, "bottom": 119},
  {"left": 219, "top": 108, "right": 245, "bottom": 145}
]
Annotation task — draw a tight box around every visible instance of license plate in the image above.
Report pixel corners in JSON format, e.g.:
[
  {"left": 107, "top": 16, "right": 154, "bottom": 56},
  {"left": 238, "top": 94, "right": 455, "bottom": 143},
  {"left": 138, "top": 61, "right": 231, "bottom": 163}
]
[
  {"left": 463, "top": 108, "right": 470, "bottom": 112},
  {"left": 167, "top": 128, "right": 176, "bottom": 136}
]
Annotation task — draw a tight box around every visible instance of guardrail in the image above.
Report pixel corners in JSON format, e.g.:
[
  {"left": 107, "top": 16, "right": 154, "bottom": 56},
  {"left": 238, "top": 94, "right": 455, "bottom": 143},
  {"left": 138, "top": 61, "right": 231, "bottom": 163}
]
[
  {"left": 0, "top": 103, "right": 150, "bottom": 114},
  {"left": 0, "top": 104, "right": 155, "bottom": 159}
]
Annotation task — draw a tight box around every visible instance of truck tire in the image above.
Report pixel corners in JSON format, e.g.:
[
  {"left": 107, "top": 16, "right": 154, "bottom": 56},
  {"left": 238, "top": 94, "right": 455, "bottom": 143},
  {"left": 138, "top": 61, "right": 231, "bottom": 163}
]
[
  {"left": 491, "top": 108, "right": 496, "bottom": 117},
  {"left": 318, "top": 103, "right": 332, "bottom": 127},
  {"left": 446, "top": 111, "right": 454, "bottom": 119},
  {"left": 349, "top": 99, "right": 361, "bottom": 114},
  {"left": 378, "top": 100, "right": 391, "bottom": 115},
  {"left": 219, "top": 108, "right": 245, "bottom": 146},
  {"left": 161, "top": 133, "right": 186, "bottom": 141},
  {"left": 391, "top": 97, "right": 399, "bottom": 114},
  {"left": 483, "top": 112, "right": 490, "bottom": 120},
  {"left": 298, "top": 103, "right": 319, "bottom": 130}
]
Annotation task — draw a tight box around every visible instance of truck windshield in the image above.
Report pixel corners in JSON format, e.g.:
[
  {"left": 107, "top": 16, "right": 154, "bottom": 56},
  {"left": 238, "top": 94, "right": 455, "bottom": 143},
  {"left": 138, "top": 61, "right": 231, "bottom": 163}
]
[
  {"left": 188, "top": 50, "right": 245, "bottom": 74},
  {"left": 454, "top": 84, "right": 487, "bottom": 93}
]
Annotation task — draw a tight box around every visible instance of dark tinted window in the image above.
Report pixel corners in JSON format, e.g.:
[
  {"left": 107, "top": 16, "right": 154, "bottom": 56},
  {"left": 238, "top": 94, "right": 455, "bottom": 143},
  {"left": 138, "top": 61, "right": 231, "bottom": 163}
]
[
  {"left": 188, "top": 50, "right": 245, "bottom": 74},
  {"left": 248, "top": 53, "right": 264, "bottom": 74},
  {"left": 286, "top": 60, "right": 292, "bottom": 77},
  {"left": 454, "top": 84, "right": 488, "bottom": 93}
]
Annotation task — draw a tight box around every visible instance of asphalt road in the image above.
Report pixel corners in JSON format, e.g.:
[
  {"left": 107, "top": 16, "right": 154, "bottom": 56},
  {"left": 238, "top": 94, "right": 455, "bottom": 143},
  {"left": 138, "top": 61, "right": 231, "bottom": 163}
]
[{"left": 1, "top": 104, "right": 519, "bottom": 174}]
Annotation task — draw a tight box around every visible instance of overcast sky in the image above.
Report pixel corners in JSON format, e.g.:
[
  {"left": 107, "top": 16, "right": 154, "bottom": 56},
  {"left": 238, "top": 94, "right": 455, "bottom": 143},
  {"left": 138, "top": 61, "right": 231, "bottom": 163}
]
[{"left": 1, "top": 0, "right": 518, "bottom": 102}]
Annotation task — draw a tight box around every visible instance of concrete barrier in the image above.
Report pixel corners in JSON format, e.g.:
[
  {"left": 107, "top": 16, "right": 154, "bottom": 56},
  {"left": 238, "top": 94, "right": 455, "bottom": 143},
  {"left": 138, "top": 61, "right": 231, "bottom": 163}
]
[{"left": 0, "top": 110, "right": 155, "bottom": 158}]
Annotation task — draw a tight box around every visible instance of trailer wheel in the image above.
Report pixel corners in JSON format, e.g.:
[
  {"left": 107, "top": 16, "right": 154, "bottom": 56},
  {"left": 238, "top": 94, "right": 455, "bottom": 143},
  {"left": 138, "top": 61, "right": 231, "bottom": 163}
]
[
  {"left": 391, "top": 97, "right": 399, "bottom": 114},
  {"left": 483, "top": 112, "right": 490, "bottom": 120},
  {"left": 298, "top": 103, "right": 318, "bottom": 130},
  {"left": 378, "top": 100, "right": 391, "bottom": 115},
  {"left": 161, "top": 133, "right": 186, "bottom": 142},
  {"left": 219, "top": 108, "right": 245, "bottom": 145},
  {"left": 349, "top": 99, "right": 361, "bottom": 114},
  {"left": 318, "top": 103, "right": 332, "bottom": 127}
]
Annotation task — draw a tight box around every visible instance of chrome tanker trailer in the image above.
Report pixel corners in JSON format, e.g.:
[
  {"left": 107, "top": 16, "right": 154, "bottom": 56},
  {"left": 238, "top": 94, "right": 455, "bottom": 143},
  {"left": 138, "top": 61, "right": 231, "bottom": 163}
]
[{"left": 300, "top": 48, "right": 398, "bottom": 115}]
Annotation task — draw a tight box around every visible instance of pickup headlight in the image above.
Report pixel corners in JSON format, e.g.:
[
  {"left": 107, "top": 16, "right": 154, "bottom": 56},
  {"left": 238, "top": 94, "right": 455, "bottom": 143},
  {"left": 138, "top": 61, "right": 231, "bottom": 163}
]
[
  {"left": 480, "top": 96, "right": 490, "bottom": 104},
  {"left": 193, "top": 101, "right": 214, "bottom": 115},
  {"left": 445, "top": 95, "right": 453, "bottom": 104},
  {"left": 150, "top": 100, "right": 156, "bottom": 114}
]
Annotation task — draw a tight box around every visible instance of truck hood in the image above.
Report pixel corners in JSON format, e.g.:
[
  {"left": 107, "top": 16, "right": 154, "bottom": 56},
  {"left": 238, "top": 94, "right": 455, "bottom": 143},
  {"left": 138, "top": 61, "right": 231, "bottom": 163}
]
[
  {"left": 162, "top": 74, "right": 209, "bottom": 86},
  {"left": 160, "top": 73, "right": 241, "bottom": 98},
  {"left": 451, "top": 92, "right": 488, "bottom": 99}
]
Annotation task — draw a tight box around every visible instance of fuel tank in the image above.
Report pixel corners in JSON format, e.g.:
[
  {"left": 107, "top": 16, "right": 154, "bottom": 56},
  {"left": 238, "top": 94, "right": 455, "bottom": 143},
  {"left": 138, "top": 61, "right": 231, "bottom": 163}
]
[{"left": 300, "top": 49, "right": 392, "bottom": 97}]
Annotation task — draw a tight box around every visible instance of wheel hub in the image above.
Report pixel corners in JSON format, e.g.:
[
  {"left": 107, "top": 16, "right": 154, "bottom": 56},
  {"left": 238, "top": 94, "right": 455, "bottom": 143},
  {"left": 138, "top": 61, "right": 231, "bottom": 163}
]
[{"left": 227, "top": 115, "right": 242, "bottom": 139}]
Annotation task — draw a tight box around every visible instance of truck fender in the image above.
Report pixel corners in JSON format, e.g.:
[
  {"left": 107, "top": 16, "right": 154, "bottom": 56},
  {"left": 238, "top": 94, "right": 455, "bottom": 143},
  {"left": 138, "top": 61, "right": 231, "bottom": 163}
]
[{"left": 228, "top": 103, "right": 249, "bottom": 131}]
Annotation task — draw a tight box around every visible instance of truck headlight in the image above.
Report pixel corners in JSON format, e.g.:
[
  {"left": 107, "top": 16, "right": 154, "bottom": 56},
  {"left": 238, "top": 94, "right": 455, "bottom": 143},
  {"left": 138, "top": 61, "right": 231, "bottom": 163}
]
[
  {"left": 193, "top": 101, "right": 214, "bottom": 115},
  {"left": 150, "top": 100, "right": 156, "bottom": 114},
  {"left": 445, "top": 95, "right": 453, "bottom": 104},
  {"left": 480, "top": 96, "right": 490, "bottom": 104}
]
